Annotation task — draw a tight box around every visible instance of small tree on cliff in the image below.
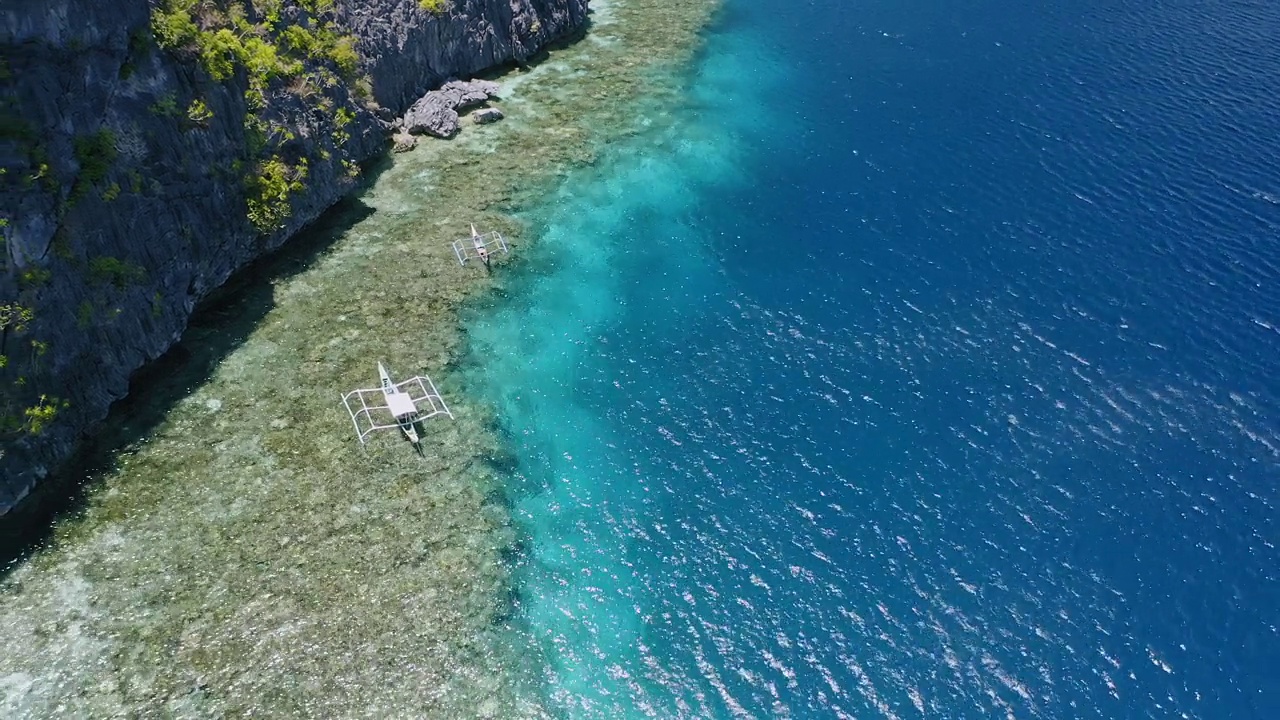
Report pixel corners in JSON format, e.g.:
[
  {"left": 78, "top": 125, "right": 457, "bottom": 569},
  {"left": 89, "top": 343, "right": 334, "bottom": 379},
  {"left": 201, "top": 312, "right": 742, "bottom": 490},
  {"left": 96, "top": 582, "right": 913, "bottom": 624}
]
[{"left": 0, "top": 304, "right": 67, "bottom": 437}]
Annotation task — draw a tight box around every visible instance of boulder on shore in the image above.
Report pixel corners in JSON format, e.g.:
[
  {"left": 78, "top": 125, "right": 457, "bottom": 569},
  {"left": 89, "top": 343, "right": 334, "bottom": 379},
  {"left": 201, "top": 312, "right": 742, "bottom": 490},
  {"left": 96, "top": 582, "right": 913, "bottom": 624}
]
[
  {"left": 473, "top": 107, "right": 505, "bottom": 125},
  {"left": 403, "top": 79, "right": 501, "bottom": 138},
  {"left": 391, "top": 132, "right": 419, "bottom": 153}
]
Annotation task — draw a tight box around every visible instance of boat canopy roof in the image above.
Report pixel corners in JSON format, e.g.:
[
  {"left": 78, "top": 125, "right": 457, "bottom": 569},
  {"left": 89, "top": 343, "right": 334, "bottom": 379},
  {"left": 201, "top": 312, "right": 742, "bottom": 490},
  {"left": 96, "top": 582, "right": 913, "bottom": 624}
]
[
  {"left": 385, "top": 391, "right": 416, "bottom": 418},
  {"left": 341, "top": 371, "right": 453, "bottom": 445}
]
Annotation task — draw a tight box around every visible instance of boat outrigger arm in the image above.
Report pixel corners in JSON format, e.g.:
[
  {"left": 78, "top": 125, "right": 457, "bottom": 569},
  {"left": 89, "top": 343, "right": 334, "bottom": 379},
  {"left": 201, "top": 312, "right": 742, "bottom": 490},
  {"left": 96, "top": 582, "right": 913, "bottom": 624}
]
[
  {"left": 451, "top": 224, "right": 508, "bottom": 266},
  {"left": 341, "top": 363, "right": 453, "bottom": 450}
]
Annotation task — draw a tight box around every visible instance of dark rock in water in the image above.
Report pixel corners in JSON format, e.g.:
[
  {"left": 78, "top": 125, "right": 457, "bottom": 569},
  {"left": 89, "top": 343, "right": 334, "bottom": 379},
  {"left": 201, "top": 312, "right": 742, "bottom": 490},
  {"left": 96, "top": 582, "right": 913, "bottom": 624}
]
[
  {"left": 404, "top": 93, "right": 462, "bottom": 138},
  {"left": 403, "top": 79, "right": 502, "bottom": 138},
  {"left": 473, "top": 108, "right": 505, "bottom": 125},
  {"left": 444, "top": 79, "right": 502, "bottom": 110},
  {"left": 392, "top": 132, "right": 419, "bottom": 153}
]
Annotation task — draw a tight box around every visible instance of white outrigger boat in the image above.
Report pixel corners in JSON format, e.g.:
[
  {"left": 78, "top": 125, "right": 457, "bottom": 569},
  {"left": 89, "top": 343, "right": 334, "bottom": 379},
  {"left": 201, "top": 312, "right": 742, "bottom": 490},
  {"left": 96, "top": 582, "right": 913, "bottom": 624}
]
[
  {"left": 341, "top": 363, "right": 453, "bottom": 453},
  {"left": 451, "top": 224, "right": 508, "bottom": 267}
]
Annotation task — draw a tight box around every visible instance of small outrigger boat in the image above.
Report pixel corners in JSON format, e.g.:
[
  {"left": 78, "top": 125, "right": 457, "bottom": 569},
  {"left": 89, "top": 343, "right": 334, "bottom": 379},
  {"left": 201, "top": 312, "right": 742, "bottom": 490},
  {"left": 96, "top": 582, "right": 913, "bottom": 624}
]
[
  {"left": 451, "top": 224, "right": 509, "bottom": 267},
  {"left": 341, "top": 363, "right": 454, "bottom": 453}
]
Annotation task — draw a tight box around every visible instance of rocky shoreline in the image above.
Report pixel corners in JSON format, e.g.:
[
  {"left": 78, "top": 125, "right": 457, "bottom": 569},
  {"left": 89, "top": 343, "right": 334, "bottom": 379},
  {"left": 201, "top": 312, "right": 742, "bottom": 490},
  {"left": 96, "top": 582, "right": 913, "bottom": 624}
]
[
  {"left": 0, "top": 0, "right": 587, "bottom": 524},
  {"left": 0, "top": 0, "right": 723, "bottom": 714}
]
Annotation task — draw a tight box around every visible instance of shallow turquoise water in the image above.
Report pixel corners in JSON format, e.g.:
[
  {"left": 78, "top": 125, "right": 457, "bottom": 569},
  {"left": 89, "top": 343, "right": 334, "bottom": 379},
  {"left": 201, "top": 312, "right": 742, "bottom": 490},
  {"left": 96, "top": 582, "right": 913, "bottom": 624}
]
[{"left": 466, "top": 0, "right": 1280, "bottom": 716}]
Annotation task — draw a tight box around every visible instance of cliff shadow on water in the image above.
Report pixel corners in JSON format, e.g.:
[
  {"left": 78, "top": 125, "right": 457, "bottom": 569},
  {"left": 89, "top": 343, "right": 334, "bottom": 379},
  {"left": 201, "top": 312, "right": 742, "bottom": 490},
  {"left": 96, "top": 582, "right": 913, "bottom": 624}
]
[{"left": 0, "top": 162, "right": 385, "bottom": 571}]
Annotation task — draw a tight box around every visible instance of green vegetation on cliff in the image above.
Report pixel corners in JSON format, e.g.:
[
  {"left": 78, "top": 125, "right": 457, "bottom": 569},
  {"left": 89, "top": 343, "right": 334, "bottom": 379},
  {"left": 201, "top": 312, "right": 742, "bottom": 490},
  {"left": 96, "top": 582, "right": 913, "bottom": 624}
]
[
  {"left": 150, "top": 0, "right": 364, "bottom": 91},
  {"left": 149, "top": 0, "right": 371, "bottom": 233},
  {"left": 87, "top": 257, "right": 147, "bottom": 289},
  {"left": 246, "top": 156, "right": 308, "bottom": 233},
  {"left": 71, "top": 130, "right": 118, "bottom": 200},
  {"left": 0, "top": 304, "right": 65, "bottom": 437},
  {"left": 186, "top": 98, "right": 213, "bottom": 126}
]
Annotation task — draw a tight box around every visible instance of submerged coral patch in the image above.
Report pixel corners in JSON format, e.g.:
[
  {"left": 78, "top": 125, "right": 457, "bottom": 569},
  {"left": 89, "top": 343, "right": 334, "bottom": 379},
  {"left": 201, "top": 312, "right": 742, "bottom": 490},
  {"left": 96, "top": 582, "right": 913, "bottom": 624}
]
[{"left": 0, "top": 0, "right": 721, "bottom": 716}]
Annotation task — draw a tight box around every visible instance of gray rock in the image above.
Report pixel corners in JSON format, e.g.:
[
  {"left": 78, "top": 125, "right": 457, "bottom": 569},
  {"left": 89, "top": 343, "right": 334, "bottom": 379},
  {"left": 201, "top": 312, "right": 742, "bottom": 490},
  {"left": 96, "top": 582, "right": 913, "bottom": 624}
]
[
  {"left": 472, "top": 107, "right": 505, "bottom": 125},
  {"left": 345, "top": 3, "right": 579, "bottom": 113},
  {"left": 440, "top": 79, "right": 501, "bottom": 111},
  {"left": 404, "top": 93, "right": 461, "bottom": 138},
  {"left": 391, "top": 132, "right": 419, "bottom": 153},
  {"left": 402, "top": 79, "right": 502, "bottom": 138}
]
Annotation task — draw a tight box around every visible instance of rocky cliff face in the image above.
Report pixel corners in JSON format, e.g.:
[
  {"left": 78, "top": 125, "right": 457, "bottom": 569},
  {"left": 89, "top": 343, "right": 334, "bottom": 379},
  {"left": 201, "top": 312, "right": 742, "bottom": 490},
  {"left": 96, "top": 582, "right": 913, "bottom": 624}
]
[{"left": 0, "top": 0, "right": 588, "bottom": 517}]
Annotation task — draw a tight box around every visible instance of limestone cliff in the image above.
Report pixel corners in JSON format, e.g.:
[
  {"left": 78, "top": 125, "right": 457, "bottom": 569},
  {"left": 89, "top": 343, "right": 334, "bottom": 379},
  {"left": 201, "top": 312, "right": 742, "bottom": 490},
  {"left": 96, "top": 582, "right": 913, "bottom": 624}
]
[{"left": 0, "top": 0, "right": 588, "bottom": 517}]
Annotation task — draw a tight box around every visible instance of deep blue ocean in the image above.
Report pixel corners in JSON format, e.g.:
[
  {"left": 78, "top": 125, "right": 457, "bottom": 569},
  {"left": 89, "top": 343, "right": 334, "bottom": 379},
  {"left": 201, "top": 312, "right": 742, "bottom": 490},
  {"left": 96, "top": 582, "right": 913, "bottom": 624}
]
[{"left": 465, "top": 0, "right": 1280, "bottom": 716}]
